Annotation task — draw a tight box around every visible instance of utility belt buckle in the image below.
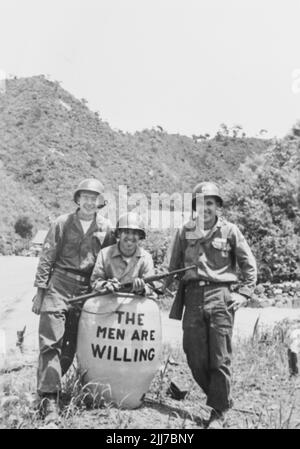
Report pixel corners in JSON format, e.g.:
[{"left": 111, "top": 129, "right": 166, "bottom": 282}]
[
  {"left": 55, "top": 268, "right": 89, "bottom": 284},
  {"left": 199, "top": 280, "right": 210, "bottom": 287}
]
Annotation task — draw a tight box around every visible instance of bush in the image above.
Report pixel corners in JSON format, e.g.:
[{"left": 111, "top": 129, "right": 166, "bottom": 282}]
[
  {"left": 14, "top": 216, "right": 33, "bottom": 239},
  {"left": 142, "top": 230, "right": 171, "bottom": 268},
  {"left": 224, "top": 137, "right": 300, "bottom": 283}
]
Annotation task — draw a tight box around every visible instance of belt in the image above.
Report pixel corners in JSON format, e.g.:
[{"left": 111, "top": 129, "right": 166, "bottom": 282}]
[
  {"left": 54, "top": 268, "right": 90, "bottom": 284},
  {"left": 187, "top": 279, "right": 231, "bottom": 288}
]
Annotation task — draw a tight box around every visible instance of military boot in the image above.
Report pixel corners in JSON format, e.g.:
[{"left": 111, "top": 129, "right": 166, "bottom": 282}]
[{"left": 206, "top": 409, "right": 226, "bottom": 429}]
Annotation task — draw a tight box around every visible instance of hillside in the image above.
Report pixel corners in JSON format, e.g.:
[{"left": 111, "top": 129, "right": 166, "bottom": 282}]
[{"left": 0, "top": 75, "right": 269, "bottom": 253}]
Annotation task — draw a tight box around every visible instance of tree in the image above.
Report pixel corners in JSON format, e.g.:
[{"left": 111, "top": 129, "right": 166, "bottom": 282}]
[
  {"left": 219, "top": 123, "right": 229, "bottom": 136},
  {"left": 224, "top": 136, "right": 300, "bottom": 282},
  {"left": 231, "top": 124, "right": 243, "bottom": 139}
]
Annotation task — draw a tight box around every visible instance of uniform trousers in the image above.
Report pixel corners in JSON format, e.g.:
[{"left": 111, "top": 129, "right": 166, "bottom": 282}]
[
  {"left": 182, "top": 283, "right": 234, "bottom": 412},
  {"left": 37, "top": 270, "right": 90, "bottom": 394}
]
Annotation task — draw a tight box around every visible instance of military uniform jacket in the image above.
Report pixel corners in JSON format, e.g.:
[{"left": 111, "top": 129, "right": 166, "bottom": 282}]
[
  {"left": 90, "top": 243, "right": 155, "bottom": 289},
  {"left": 34, "top": 210, "right": 116, "bottom": 288},
  {"left": 166, "top": 216, "right": 257, "bottom": 298}
]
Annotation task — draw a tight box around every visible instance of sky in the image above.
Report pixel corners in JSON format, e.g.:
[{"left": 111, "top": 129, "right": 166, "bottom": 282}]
[{"left": 0, "top": 0, "right": 300, "bottom": 138}]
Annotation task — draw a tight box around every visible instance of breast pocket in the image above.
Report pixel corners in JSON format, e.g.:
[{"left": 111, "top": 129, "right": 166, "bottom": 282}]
[
  {"left": 210, "top": 238, "right": 231, "bottom": 268},
  {"left": 64, "top": 228, "right": 80, "bottom": 245},
  {"left": 62, "top": 230, "right": 81, "bottom": 257}
]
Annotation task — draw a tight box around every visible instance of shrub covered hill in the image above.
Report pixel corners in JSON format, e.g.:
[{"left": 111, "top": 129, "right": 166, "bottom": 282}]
[
  {"left": 1, "top": 75, "right": 299, "bottom": 283},
  {"left": 0, "top": 75, "right": 267, "bottom": 242}
]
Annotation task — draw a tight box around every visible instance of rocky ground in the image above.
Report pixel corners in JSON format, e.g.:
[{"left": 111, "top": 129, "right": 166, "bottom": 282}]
[{"left": 251, "top": 282, "right": 300, "bottom": 308}]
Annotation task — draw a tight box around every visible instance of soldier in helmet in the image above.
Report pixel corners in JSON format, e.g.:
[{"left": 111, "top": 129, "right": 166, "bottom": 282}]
[
  {"left": 91, "top": 212, "right": 155, "bottom": 296},
  {"left": 164, "top": 181, "right": 257, "bottom": 428},
  {"left": 32, "top": 178, "right": 116, "bottom": 421}
]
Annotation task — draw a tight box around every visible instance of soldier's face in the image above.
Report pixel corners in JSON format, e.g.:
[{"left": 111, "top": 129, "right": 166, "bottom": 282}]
[
  {"left": 78, "top": 191, "right": 99, "bottom": 217},
  {"left": 203, "top": 196, "right": 218, "bottom": 224},
  {"left": 119, "top": 230, "right": 141, "bottom": 255}
]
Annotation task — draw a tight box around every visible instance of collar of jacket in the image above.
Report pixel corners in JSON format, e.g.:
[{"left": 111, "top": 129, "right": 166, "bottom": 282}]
[
  {"left": 202, "top": 216, "right": 223, "bottom": 241},
  {"left": 185, "top": 214, "right": 225, "bottom": 230},
  {"left": 75, "top": 208, "right": 97, "bottom": 220},
  {"left": 74, "top": 209, "right": 111, "bottom": 233},
  {"left": 210, "top": 215, "right": 225, "bottom": 231},
  {"left": 111, "top": 243, "right": 142, "bottom": 259},
  {"left": 184, "top": 215, "right": 226, "bottom": 241}
]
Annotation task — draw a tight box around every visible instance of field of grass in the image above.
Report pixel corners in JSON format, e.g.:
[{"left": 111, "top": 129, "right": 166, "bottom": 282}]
[{"left": 1, "top": 329, "right": 300, "bottom": 429}]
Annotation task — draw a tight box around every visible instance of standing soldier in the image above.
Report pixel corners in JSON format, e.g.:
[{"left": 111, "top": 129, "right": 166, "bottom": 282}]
[
  {"left": 32, "top": 178, "right": 116, "bottom": 421},
  {"left": 165, "top": 182, "right": 257, "bottom": 428}
]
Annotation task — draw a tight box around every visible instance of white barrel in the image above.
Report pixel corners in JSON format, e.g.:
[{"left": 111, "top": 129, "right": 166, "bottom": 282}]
[{"left": 76, "top": 292, "right": 162, "bottom": 409}]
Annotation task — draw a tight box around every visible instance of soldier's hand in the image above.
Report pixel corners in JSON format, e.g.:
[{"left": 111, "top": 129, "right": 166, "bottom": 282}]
[
  {"left": 94, "top": 281, "right": 105, "bottom": 292},
  {"left": 131, "top": 278, "right": 146, "bottom": 294},
  {"left": 105, "top": 278, "right": 121, "bottom": 293},
  {"left": 164, "top": 287, "right": 176, "bottom": 298},
  {"left": 158, "top": 279, "right": 167, "bottom": 295},
  {"left": 32, "top": 288, "right": 46, "bottom": 315},
  {"left": 227, "top": 292, "right": 248, "bottom": 312}
]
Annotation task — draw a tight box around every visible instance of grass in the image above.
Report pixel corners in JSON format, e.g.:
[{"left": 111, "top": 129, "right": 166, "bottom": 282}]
[{"left": 1, "top": 333, "right": 300, "bottom": 429}]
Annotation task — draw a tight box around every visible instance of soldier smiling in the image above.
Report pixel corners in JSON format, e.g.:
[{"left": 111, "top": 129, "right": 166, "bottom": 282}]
[
  {"left": 32, "top": 178, "right": 116, "bottom": 421},
  {"left": 165, "top": 181, "right": 257, "bottom": 428}
]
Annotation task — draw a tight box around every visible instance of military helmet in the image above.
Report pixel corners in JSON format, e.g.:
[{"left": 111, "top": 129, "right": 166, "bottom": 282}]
[
  {"left": 192, "top": 182, "right": 223, "bottom": 210},
  {"left": 116, "top": 212, "right": 146, "bottom": 239},
  {"left": 73, "top": 178, "right": 105, "bottom": 207}
]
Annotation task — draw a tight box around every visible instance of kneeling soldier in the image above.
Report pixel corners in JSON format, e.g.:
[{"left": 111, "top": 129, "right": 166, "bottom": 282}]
[
  {"left": 165, "top": 182, "right": 257, "bottom": 428},
  {"left": 91, "top": 212, "right": 155, "bottom": 296},
  {"left": 32, "top": 178, "right": 116, "bottom": 421}
]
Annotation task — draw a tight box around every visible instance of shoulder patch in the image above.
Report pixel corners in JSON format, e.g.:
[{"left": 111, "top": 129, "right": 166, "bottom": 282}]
[{"left": 43, "top": 242, "right": 51, "bottom": 250}]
